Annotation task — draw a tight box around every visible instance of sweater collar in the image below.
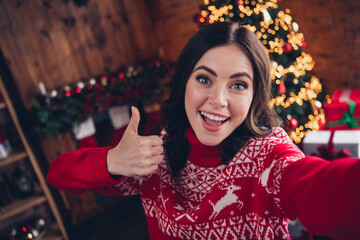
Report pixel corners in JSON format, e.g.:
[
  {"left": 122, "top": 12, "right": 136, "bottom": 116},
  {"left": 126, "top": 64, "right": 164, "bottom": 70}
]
[{"left": 186, "top": 128, "right": 223, "bottom": 167}]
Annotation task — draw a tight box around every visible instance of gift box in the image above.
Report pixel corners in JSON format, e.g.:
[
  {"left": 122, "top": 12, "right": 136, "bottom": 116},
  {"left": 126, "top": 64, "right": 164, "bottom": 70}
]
[
  {"left": 303, "top": 130, "right": 360, "bottom": 159},
  {"left": 324, "top": 89, "right": 360, "bottom": 130},
  {"left": 0, "top": 133, "right": 12, "bottom": 159}
]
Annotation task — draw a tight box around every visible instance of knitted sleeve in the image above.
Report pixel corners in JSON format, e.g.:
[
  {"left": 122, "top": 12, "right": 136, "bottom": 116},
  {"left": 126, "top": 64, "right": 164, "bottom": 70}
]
[
  {"left": 280, "top": 156, "right": 360, "bottom": 239},
  {"left": 47, "top": 146, "right": 140, "bottom": 196},
  {"left": 258, "top": 128, "right": 305, "bottom": 213}
]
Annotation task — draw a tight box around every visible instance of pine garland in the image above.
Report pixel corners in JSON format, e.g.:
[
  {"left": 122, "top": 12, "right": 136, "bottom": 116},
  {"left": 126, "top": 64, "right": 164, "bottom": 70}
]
[{"left": 31, "top": 61, "right": 173, "bottom": 138}]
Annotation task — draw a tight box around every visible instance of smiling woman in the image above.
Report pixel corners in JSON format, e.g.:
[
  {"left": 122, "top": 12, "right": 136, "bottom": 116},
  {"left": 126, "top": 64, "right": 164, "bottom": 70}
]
[
  {"left": 162, "top": 22, "right": 282, "bottom": 174},
  {"left": 184, "top": 44, "right": 254, "bottom": 146},
  {"left": 47, "top": 22, "right": 360, "bottom": 240}
]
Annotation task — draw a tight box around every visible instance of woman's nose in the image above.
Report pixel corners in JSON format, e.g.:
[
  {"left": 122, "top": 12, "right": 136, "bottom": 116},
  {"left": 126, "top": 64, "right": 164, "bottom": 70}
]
[{"left": 208, "top": 87, "right": 227, "bottom": 108}]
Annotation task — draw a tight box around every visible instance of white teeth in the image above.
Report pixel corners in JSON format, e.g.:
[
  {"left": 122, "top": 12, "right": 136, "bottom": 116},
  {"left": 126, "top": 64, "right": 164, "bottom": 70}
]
[{"left": 200, "top": 111, "right": 229, "bottom": 122}]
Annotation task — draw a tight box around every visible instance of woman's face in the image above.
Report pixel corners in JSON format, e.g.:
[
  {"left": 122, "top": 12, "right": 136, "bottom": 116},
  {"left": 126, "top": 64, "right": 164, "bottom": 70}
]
[{"left": 185, "top": 44, "right": 254, "bottom": 146}]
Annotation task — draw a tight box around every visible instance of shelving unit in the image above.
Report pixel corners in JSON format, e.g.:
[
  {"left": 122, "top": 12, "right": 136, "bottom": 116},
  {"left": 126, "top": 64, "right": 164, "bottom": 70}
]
[{"left": 0, "top": 76, "right": 68, "bottom": 239}]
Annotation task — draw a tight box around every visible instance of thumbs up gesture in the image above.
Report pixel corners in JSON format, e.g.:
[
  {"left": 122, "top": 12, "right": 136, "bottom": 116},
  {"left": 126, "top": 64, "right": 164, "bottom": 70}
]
[{"left": 107, "top": 106, "right": 164, "bottom": 177}]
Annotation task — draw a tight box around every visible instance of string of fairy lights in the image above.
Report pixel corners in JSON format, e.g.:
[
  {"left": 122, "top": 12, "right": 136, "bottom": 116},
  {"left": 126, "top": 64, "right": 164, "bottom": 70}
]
[{"left": 197, "top": 0, "right": 326, "bottom": 144}]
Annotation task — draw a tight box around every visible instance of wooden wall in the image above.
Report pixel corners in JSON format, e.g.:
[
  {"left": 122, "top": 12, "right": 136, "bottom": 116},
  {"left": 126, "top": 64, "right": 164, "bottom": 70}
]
[
  {"left": 0, "top": 0, "right": 160, "bottom": 109},
  {"left": 1, "top": 0, "right": 359, "bottom": 109}
]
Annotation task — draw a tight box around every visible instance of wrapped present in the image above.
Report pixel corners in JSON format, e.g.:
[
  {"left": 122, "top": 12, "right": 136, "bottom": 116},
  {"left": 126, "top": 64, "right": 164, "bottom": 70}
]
[
  {"left": 324, "top": 89, "right": 360, "bottom": 130},
  {"left": 303, "top": 130, "right": 360, "bottom": 159},
  {"left": 0, "top": 133, "right": 12, "bottom": 159}
]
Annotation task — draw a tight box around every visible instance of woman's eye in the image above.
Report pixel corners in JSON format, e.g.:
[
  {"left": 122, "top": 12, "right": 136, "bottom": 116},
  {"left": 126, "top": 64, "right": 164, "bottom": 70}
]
[
  {"left": 231, "top": 82, "right": 247, "bottom": 90},
  {"left": 196, "top": 75, "right": 211, "bottom": 85}
]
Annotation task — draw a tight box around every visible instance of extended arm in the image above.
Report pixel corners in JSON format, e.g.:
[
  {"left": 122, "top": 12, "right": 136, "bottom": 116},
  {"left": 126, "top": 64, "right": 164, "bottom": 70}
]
[
  {"left": 47, "top": 106, "right": 163, "bottom": 195},
  {"left": 281, "top": 156, "right": 360, "bottom": 239}
]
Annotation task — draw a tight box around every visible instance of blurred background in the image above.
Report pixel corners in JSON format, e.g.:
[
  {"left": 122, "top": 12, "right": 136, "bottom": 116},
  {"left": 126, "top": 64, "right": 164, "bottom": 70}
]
[{"left": 0, "top": 0, "right": 359, "bottom": 239}]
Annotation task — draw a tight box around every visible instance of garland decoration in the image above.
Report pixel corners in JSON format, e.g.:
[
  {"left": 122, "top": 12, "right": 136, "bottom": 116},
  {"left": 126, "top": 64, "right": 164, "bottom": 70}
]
[{"left": 31, "top": 61, "right": 173, "bottom": 138}]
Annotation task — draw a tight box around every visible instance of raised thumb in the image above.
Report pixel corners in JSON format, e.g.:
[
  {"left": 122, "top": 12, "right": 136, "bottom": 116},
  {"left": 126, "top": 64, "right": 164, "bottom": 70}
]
[{"left": 126, "top": 106, "right": 140, "bottom": 135}]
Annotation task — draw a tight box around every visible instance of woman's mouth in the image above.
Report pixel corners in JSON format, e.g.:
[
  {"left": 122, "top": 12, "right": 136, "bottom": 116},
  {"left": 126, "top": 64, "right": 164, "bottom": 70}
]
[{"left": 199, "top": 111, "right": 230, "bottom": 128}]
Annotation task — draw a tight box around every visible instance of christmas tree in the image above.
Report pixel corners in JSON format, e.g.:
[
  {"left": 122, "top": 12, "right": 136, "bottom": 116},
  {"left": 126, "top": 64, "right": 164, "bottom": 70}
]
[{"left": 195, "top": 0, "right": 326, "bottom": 144}]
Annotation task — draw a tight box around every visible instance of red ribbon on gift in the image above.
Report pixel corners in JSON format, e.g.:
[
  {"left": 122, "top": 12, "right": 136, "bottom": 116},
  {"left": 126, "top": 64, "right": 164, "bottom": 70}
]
[{"left": 316, "top": 130, "right": 351, "bottom": 160}]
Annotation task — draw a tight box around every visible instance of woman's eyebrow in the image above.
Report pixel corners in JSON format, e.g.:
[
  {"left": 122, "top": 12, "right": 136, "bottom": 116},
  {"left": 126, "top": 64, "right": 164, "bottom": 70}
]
[
  {"left": 193, "top": 65, "right": 217, "bottom": 77},
  {"left": 193, "top": 65, "right": 252, "bottom": 81},
  {"left": 230, "top": 72, "right": 252, "bottom": 81}
]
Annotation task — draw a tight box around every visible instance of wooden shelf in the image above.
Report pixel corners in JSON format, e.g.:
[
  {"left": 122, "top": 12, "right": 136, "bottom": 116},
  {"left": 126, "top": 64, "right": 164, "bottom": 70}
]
[
  {"left": 0, "top": 151, "right": 27, "bottom": 168},
  {"left": 0, "top": 73, "right": 68, "bottom": 239},
  {"left": 38, "top": 223, "right": 64, "bottom": 240},
  {"left": 0, "top": 194, "right": 47, "bottom": 221}
]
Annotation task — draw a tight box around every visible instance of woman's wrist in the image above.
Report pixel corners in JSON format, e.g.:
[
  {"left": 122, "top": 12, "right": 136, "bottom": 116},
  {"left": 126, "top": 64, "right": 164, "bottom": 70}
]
[{"left": 106, "top": 147, "right": 121, "bottom": 177}]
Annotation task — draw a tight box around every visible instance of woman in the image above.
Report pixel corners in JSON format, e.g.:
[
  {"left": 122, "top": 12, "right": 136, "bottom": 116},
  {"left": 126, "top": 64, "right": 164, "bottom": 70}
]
[{"left": 47, "top": 22, "right": 360, "bottom": 239}]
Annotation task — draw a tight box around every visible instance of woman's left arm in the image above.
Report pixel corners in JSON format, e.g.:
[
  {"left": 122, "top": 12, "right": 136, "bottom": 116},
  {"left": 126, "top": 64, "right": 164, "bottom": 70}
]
[{"left": 280, "top": 156, "right": 360, "bottom": 239}]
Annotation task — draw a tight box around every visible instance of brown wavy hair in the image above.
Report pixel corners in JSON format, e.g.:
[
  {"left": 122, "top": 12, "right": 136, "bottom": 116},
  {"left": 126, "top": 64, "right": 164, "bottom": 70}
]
[{"left": 162, "top": 21, "right": 282, "bottom": 176}]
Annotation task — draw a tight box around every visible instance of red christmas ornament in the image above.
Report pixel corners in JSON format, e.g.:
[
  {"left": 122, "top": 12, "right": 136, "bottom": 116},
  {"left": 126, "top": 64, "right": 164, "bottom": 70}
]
[
  {"left": 282, "top": 42, "right": 292, "bottom": 53},
  {"left": 193, "top": 13, "right": 202, "bottom": 24},
  {"left": 286, "top": 118, "right": 298, "bottom": 130},
  {"left": 237, "top": 2, "right": 244, "bottom": 7},
  {"left": 301, "top": 40, "right": 306, "bottom": 48},
  {"left": 118, "top": 72, "right": 125, "bottom": 79},
  {"left": 278, "top": 81, "right": 286, "bottom": 94}
]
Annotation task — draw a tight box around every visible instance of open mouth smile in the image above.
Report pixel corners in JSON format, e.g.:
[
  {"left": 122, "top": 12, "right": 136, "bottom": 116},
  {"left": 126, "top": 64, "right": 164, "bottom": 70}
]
[{"left": 199, "top": 111, "right": 230, "bottom": 129}]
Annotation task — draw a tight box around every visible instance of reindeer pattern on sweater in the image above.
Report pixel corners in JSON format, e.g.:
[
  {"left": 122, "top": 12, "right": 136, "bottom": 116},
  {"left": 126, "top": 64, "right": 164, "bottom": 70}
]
[{"left": 112, "top": 127, "right": 305, "bottom": 239}]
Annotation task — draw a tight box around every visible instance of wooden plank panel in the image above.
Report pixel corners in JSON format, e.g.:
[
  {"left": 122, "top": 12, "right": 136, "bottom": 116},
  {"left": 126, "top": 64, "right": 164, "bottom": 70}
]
[
  {"left": 122, "top": 0, "right": 159, "bottom": 61},
  {"left": 1, "top": 0, "right": 150, "bottom": 108},
  {"left": 0, "top": 1, "right": 11, "bottom": 28},
  {"left": 0, "top": 28, "right": 35, "bottom": 107},
  {"left": 0, "top": 195, "right": 47, "bottom": 221},
  {"left": 0, "top": 151, "right": 27, "bottom": 168}
]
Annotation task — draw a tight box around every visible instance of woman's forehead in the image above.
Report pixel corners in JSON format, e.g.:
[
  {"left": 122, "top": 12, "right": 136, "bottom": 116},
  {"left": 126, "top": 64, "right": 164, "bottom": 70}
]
[{"left": 193, "top": 44, "right": 253, "bottom": 78}]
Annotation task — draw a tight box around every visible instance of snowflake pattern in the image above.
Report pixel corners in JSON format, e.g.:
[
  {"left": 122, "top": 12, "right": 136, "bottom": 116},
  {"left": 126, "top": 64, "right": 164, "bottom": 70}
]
[{"left": 113, "top": 127, "right": 304, "bottom": 239}]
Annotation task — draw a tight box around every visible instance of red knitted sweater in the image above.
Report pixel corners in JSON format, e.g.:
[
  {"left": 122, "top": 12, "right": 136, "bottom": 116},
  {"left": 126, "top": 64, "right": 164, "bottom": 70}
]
[{"left": 47, "top": 127, "right": 360, "bottom": 239}]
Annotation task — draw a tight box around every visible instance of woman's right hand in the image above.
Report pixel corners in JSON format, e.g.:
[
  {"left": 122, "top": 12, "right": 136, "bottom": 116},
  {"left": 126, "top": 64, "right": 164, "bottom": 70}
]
[{"left": 107, "top": 106, "right": 164, "bottom": 177}]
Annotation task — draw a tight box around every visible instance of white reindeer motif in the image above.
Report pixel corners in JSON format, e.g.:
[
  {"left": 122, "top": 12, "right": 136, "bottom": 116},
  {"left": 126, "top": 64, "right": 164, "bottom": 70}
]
[{"left": 209, "top": 182, "right": 243, "bottom": 220}]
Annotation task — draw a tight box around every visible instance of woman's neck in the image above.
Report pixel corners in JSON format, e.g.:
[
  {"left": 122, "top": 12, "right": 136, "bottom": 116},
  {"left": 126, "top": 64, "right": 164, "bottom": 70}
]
[{"left": 186, "top": 128, "right": 224, "bottom": 167}]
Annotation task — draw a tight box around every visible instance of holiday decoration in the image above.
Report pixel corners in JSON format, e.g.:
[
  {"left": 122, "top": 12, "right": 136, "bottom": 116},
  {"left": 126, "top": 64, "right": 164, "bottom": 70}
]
[
  {"left": 72, "top": 117, "right": 98, "bottom": 148},
  {"left": 278, "top": 81, "right": 286, "bottom": 94},
  {"left": 195, "top": 0, "right": 326, "bottom": 144},
  {"left": 108, "top": 105, "right": 130, "bottom": 145},
  {"left": 8, "top": 217, "right": 46, "bottom": 240},
  {"left": 0, "top": 133, "right": 12, "bottom": 159},
  {"left": 303, "top": 130, "right": 358, "bottom": 160},
  {"left": 282, "top": 42, "right": 292, "bottom": 53},
  {"left": 31, "top": 61, "right": 173, "bottom": 138},
  {"left": 324, "top": 89, "right": 360, "bottom": 130},
  {"left": 286, "top": 117, "right": 298, "bottom": 130}
]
